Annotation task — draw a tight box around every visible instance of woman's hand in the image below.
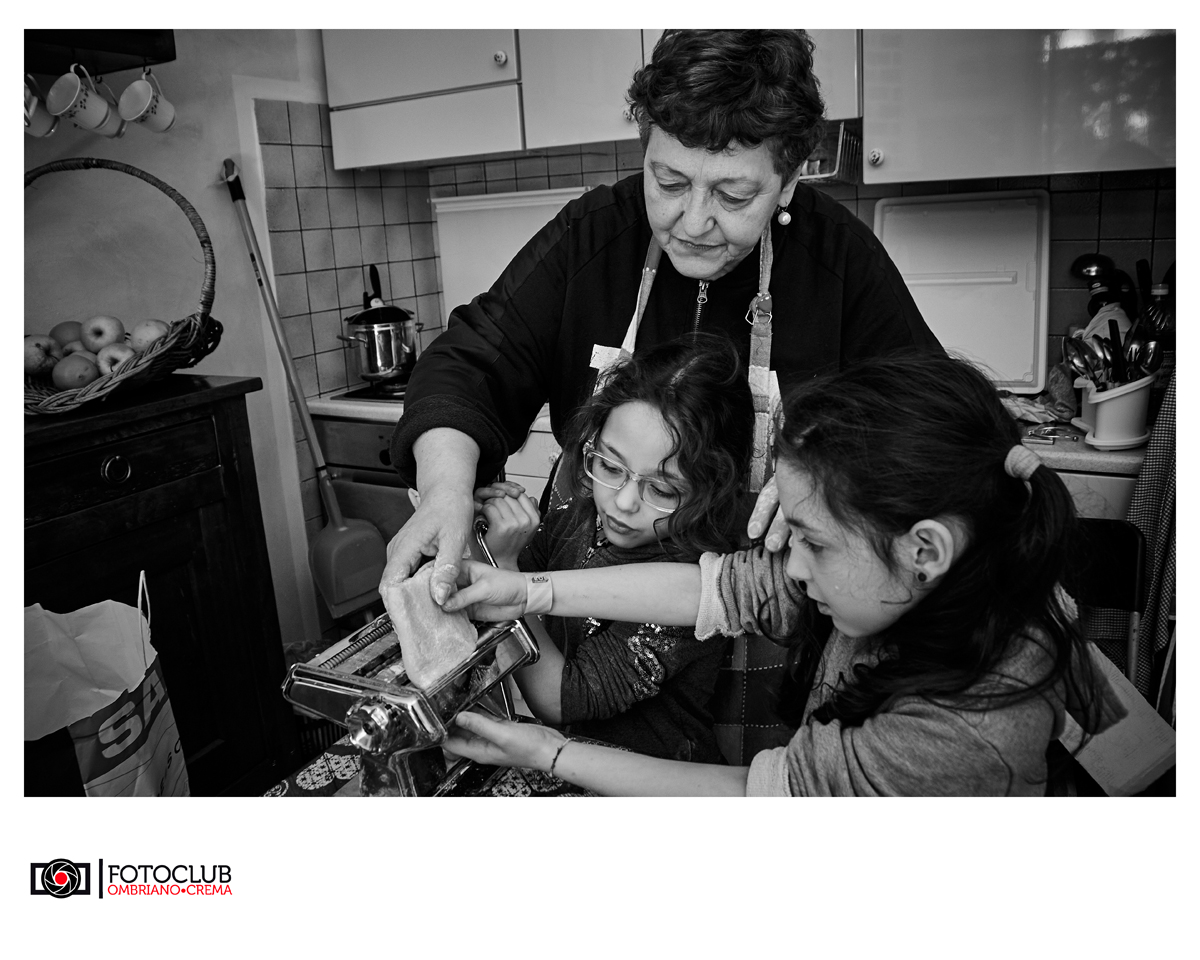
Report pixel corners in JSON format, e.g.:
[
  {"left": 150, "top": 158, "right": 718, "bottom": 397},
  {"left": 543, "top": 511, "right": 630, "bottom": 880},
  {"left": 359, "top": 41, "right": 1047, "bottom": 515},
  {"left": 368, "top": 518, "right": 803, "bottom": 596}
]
[
  {"left": 444, "top": 710, "right": 564, "bottom": 770},
  {"left": 442, "top": 559, "right": 528, "bottom": 619},
  {"left": 380, "top": 428, "right": 480, "bottom": 607},
  {"left": 380, "top": 485, "right": 474, "bottom": 611},
  {"left": 746, "top": 475, "right": 790, "bottom": 553},
  {"left": 474, "top": 482, "right": 540, "bottom": 569}
]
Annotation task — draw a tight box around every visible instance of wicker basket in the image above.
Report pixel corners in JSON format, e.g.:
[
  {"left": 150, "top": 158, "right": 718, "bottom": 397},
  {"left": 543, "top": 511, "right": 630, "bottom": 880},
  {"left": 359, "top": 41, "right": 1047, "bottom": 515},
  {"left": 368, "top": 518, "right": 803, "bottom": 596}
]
[{"left": 24, "top": 158, "right": 223, "bottom": 415}]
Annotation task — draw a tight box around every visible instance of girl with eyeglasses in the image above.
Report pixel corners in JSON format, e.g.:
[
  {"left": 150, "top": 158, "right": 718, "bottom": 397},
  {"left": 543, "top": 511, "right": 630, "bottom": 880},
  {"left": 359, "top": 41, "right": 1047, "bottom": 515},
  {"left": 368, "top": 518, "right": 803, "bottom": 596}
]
[{"left": 473, "top": 334, "right": 754, "bottom": 763}]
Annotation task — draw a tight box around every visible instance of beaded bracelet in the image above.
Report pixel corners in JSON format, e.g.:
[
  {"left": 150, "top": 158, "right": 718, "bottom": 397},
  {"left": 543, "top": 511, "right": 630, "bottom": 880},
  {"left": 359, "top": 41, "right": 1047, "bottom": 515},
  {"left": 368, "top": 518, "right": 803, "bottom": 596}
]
[{"left": 549, "top": 738, "right": 572, "bottom": 779}]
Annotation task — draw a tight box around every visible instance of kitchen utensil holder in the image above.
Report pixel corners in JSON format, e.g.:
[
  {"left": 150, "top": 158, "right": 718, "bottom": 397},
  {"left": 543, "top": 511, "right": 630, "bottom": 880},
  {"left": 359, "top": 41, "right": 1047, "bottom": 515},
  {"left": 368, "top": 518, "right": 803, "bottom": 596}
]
[
  {"left": 795, "top": 120, "right": 862, "bottom": 185},
  {"left": 24, "top": 157, "right": 223, "bottom": 415},
  {"left": 1086, "top": 373, "right": 1154, "bottom": 445}
]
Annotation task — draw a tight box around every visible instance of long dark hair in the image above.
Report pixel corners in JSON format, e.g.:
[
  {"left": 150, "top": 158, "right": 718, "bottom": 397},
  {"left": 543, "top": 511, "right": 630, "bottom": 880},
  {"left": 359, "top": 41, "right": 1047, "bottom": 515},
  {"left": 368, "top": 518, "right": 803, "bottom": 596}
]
[
  {"left": 626, "top": 29, "right": 826, "bottom": 180},
  {"left": 771, "top": 352, "right": 1098, "bottom": 732},
  {"left": 560, "top": 334, "right": 754, "bottom": 557}
]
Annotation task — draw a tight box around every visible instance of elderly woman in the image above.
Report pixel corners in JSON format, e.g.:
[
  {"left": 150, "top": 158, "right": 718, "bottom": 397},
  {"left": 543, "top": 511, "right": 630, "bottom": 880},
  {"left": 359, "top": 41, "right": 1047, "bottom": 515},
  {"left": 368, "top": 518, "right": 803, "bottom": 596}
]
[{"left": 384, "top": 29, "right": 940, "bottom": 607}]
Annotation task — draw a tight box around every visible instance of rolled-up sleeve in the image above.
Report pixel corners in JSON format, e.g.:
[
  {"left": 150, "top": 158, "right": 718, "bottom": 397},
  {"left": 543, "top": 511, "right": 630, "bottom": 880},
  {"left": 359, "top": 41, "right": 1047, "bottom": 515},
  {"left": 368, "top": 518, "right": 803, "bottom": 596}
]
[
  {"left": 746, "top": 747, "right": 792, "bottom": 796},
  {"left": 695, "top": 545, "right": 807, "bottom": 640}
]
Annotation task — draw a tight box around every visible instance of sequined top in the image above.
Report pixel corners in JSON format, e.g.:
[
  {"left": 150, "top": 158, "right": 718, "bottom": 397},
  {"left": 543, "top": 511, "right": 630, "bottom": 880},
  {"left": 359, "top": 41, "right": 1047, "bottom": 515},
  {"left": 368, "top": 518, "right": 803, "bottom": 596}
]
[{"left": 519, "top": 489, "right": 731, "bottom": 763}]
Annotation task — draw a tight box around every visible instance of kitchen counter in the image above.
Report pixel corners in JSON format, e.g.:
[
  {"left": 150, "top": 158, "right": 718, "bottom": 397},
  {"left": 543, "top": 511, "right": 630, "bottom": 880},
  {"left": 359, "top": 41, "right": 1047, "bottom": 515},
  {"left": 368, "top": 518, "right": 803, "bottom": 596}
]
[
  {"left": 1019, "top": 423, "right": 1146, "bottom": 476},
  {"left": 308, "top": 395, "right": 403, "bottom": 423}
]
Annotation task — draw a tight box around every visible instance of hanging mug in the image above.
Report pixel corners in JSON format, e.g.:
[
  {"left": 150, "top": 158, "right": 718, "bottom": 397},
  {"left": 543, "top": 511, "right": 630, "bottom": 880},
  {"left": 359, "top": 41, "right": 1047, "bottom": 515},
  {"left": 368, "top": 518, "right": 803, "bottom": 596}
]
[
  {"left": 46, "top": 63, "right": 114, "bottom": 131},
  {"left": 89, "top": 78, "right": 128, "bottom": 139},
  {"left": 118, "top": 68, "right": 176, "bottom": 132},
  {"left": 25, "top": 75, "right": 59, "bottom": 138}
]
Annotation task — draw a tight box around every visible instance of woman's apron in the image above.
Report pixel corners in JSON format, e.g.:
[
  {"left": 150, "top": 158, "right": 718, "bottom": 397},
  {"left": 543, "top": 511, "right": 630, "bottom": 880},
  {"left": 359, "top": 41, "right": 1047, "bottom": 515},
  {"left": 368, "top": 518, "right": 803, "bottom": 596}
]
[{"left": 589, "top": 223, "right": 781, "bottom": 493}]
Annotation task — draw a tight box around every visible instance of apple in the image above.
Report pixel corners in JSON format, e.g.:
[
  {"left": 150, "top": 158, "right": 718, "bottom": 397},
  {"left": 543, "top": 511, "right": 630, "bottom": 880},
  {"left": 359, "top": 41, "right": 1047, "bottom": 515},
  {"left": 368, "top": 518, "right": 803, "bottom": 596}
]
[
  {"left": 97, "top": 342, "right": 138, "bottom": 375},
  {"left": 51, "top": 353, "right": 100, "bottom": 390},
  {"left": 25, "top": 335, "right": 62, "bottom": 376},
  {"left": 63, "top": 340, "right": 94, "bottom": 357},
  {"left": 49, "top": 320, "right": 83, "bottom": 347},
  {"left": 130, "top": 318, "right": 171, "bottom": 353},
  {"left": 80, "top": 315, "right": 126, "bottom": 353}
]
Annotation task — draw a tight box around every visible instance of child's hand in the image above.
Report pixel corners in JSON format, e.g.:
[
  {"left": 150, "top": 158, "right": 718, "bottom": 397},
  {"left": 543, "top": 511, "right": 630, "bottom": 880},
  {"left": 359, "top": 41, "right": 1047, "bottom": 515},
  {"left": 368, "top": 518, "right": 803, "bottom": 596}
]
[
  {"left": 474, "top": 482, "right": 540, "bottom": 569},
  {"left": 443, "top": 559, "right": 529, "bottom": 619},
  {"left": 445, "top": 710, "right": 564, "bottom": 772}
]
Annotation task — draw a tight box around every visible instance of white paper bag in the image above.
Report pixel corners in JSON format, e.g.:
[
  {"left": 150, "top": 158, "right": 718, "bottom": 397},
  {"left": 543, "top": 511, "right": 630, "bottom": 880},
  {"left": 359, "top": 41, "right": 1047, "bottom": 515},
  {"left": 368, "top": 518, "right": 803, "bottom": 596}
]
[{"left": 24, "top": 575, "right": 189, "bottom": 797}]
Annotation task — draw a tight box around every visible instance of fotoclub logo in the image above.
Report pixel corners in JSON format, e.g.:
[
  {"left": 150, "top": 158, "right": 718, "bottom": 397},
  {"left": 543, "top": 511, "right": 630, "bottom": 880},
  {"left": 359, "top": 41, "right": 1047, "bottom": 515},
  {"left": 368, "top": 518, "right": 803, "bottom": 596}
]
[
  {"left": 30, "top": 859, "right": 232, "bottom": 899},
  {"left": 31, "top": 858, "right": 92, "bottom": 897}
]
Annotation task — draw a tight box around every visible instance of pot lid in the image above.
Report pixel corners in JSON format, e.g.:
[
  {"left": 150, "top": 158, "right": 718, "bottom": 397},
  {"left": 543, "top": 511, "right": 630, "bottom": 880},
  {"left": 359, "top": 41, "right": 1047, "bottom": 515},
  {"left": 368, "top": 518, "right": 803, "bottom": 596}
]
[{"left": 345, "top": 304, "right": 414, "bottom": 326}]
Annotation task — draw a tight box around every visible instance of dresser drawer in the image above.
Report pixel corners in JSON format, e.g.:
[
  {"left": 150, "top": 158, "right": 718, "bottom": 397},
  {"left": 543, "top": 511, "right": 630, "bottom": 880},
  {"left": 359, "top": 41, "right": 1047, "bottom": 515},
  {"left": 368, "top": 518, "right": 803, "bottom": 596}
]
[{"left": 25, "top": 416, "right": 221, "bottom": 526}]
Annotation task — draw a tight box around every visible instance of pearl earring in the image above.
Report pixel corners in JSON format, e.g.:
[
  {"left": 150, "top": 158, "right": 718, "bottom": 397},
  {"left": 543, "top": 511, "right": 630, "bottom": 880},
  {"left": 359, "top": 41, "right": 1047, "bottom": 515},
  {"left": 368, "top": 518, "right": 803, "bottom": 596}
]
[{"left": 776, "top": 206, "right": 792, "bottom": 226}]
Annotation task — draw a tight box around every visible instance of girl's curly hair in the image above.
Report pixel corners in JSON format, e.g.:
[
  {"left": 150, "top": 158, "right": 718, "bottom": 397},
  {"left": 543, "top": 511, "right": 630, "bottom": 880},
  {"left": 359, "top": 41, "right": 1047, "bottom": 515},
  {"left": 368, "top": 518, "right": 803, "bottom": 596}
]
[{"left": 560, "top": 333, "right": 754, "bottom": 557}]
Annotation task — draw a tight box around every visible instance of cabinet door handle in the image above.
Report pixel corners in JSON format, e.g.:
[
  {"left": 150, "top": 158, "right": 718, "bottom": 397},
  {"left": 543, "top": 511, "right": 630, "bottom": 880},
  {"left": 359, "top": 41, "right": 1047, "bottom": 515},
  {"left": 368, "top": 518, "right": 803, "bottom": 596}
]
[
  {"left": 101, "top": 454, "right": 132, "bottom": 485},
  {"left": 493, "top": 50, "right": 508, "bottom": 66}
]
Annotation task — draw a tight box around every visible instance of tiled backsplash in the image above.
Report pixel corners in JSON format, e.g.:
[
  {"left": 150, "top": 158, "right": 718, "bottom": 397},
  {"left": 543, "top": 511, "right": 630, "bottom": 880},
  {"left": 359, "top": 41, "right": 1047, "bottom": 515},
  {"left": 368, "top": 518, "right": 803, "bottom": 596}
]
[{"left": 256, "top": 97, "right": 1175, "bottom": 641}]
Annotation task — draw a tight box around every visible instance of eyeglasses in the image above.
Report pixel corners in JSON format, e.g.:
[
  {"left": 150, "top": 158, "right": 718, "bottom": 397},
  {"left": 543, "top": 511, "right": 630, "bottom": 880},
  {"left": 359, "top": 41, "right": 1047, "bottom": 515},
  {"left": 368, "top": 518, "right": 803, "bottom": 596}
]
[{"left": 583, "top": 443, "right": 683, "bottom": 514}]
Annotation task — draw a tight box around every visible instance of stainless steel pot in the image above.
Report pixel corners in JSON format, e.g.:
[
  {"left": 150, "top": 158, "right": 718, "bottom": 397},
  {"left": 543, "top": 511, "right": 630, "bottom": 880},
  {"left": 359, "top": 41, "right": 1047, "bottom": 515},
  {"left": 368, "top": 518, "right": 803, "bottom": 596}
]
[{"left": 339, "top": 305, "right": 422, "bottom": 383}]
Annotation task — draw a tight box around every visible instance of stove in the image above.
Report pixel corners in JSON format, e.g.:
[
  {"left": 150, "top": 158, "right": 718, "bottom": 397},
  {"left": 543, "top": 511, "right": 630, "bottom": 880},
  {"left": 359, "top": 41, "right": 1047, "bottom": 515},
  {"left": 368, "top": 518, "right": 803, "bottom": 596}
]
[{"left": 336, "top": 380, "right": 407, "bottom": 402}]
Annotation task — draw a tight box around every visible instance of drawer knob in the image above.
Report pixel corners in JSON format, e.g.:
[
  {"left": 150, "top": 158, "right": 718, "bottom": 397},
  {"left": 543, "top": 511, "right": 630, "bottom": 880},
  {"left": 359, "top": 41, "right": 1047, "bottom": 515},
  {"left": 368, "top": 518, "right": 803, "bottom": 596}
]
[{"left": 101, "top": 454, "right": 132, "bottom": 485}]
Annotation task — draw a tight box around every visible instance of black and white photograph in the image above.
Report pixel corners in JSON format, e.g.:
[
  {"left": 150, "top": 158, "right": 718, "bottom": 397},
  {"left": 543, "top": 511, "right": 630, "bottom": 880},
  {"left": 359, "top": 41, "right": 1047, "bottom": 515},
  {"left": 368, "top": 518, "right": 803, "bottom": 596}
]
[{"left": 20, "top": 17, "right": 1183, "bottom": 955}]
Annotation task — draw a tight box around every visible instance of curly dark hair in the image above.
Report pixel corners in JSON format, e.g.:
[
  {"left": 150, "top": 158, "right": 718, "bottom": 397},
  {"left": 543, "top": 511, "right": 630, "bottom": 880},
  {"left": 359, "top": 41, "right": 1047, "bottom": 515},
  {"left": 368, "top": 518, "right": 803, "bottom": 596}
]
[
  {"left": 770, "top": 353, "right": 1099, "bottom": 750},
  {"left": 626, "top": 29, "right": 826, "bottom": 181},
  {"left": 559, "top": 333, "right": 754, "bottom": 557}
]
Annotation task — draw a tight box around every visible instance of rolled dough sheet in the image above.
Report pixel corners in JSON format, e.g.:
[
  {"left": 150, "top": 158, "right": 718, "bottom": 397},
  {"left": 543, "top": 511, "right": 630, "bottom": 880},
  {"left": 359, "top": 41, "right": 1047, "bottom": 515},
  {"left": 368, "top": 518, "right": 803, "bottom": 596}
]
[{"left": 393, "top": 564, "right": 478, "bottom": 691}]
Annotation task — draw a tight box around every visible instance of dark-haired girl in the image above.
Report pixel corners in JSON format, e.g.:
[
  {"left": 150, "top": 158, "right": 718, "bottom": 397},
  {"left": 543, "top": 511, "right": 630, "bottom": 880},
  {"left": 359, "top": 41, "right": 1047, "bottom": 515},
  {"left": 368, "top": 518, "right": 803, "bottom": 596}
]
[
  {"left": 445, "top": 353, "right": 1121, "bottom": 795},
  {"left": 473, "top": 334, "right": 754, "bottom": 764}
]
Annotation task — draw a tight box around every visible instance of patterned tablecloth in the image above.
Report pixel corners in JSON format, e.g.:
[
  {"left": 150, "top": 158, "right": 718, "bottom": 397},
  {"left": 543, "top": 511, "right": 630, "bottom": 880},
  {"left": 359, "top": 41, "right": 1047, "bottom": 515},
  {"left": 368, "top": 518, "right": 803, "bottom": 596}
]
[{"left": 265, "top": 734, "right": 593, "bottom": 797}]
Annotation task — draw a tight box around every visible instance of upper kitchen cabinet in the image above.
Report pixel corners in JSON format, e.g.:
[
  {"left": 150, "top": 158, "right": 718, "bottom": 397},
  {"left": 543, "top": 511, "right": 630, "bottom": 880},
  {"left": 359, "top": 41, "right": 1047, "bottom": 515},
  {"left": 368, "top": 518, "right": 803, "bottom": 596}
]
[
  {"left": 324, "top": 29, "right": 524, "bottom": 168},
  {"left": 862, "top": 29, "right": 1176, "bottom": 183},
  {"left": 323, "top": 29, "right": 518, "bottom": 106},
  {"left": 324, "top": 29, "right": 667, "bottom": 167},
  {"left": 809, "top": 29, "right": 861, "bottom": 120},
  {"left": 521, "top": 30, "right": 644, "bottom": 149}
]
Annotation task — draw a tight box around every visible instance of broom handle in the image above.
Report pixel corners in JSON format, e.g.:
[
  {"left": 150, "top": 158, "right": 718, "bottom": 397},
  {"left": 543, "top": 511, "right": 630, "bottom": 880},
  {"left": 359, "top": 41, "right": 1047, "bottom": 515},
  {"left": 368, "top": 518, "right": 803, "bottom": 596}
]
[{"left": 222, "top": 158, "right": 347, "bottom": 528}]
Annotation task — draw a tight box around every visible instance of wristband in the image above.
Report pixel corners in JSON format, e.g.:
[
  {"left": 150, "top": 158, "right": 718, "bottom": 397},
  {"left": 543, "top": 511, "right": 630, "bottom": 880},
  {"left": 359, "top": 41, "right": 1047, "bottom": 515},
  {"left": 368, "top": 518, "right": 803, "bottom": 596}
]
[
  {"left": 525, "top": 573, "right": 553, "bottom": 615},
  {"left": 549, "top": 738, "right": 571, "bottom": 778}
]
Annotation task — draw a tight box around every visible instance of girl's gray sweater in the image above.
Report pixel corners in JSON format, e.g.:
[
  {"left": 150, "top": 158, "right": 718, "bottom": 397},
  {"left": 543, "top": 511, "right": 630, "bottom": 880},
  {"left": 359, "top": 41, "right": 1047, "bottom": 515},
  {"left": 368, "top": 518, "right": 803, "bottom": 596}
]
[{"left": 694, "top": 546, "right": 1124, "bottom": 796}]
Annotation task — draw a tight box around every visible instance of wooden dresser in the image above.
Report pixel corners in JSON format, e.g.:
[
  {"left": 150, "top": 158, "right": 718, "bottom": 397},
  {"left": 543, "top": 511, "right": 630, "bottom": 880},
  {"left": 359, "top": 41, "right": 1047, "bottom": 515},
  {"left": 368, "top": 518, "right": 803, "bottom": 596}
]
[{"left": 25, "top": 375, "right": 299, "bottom": 796}]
